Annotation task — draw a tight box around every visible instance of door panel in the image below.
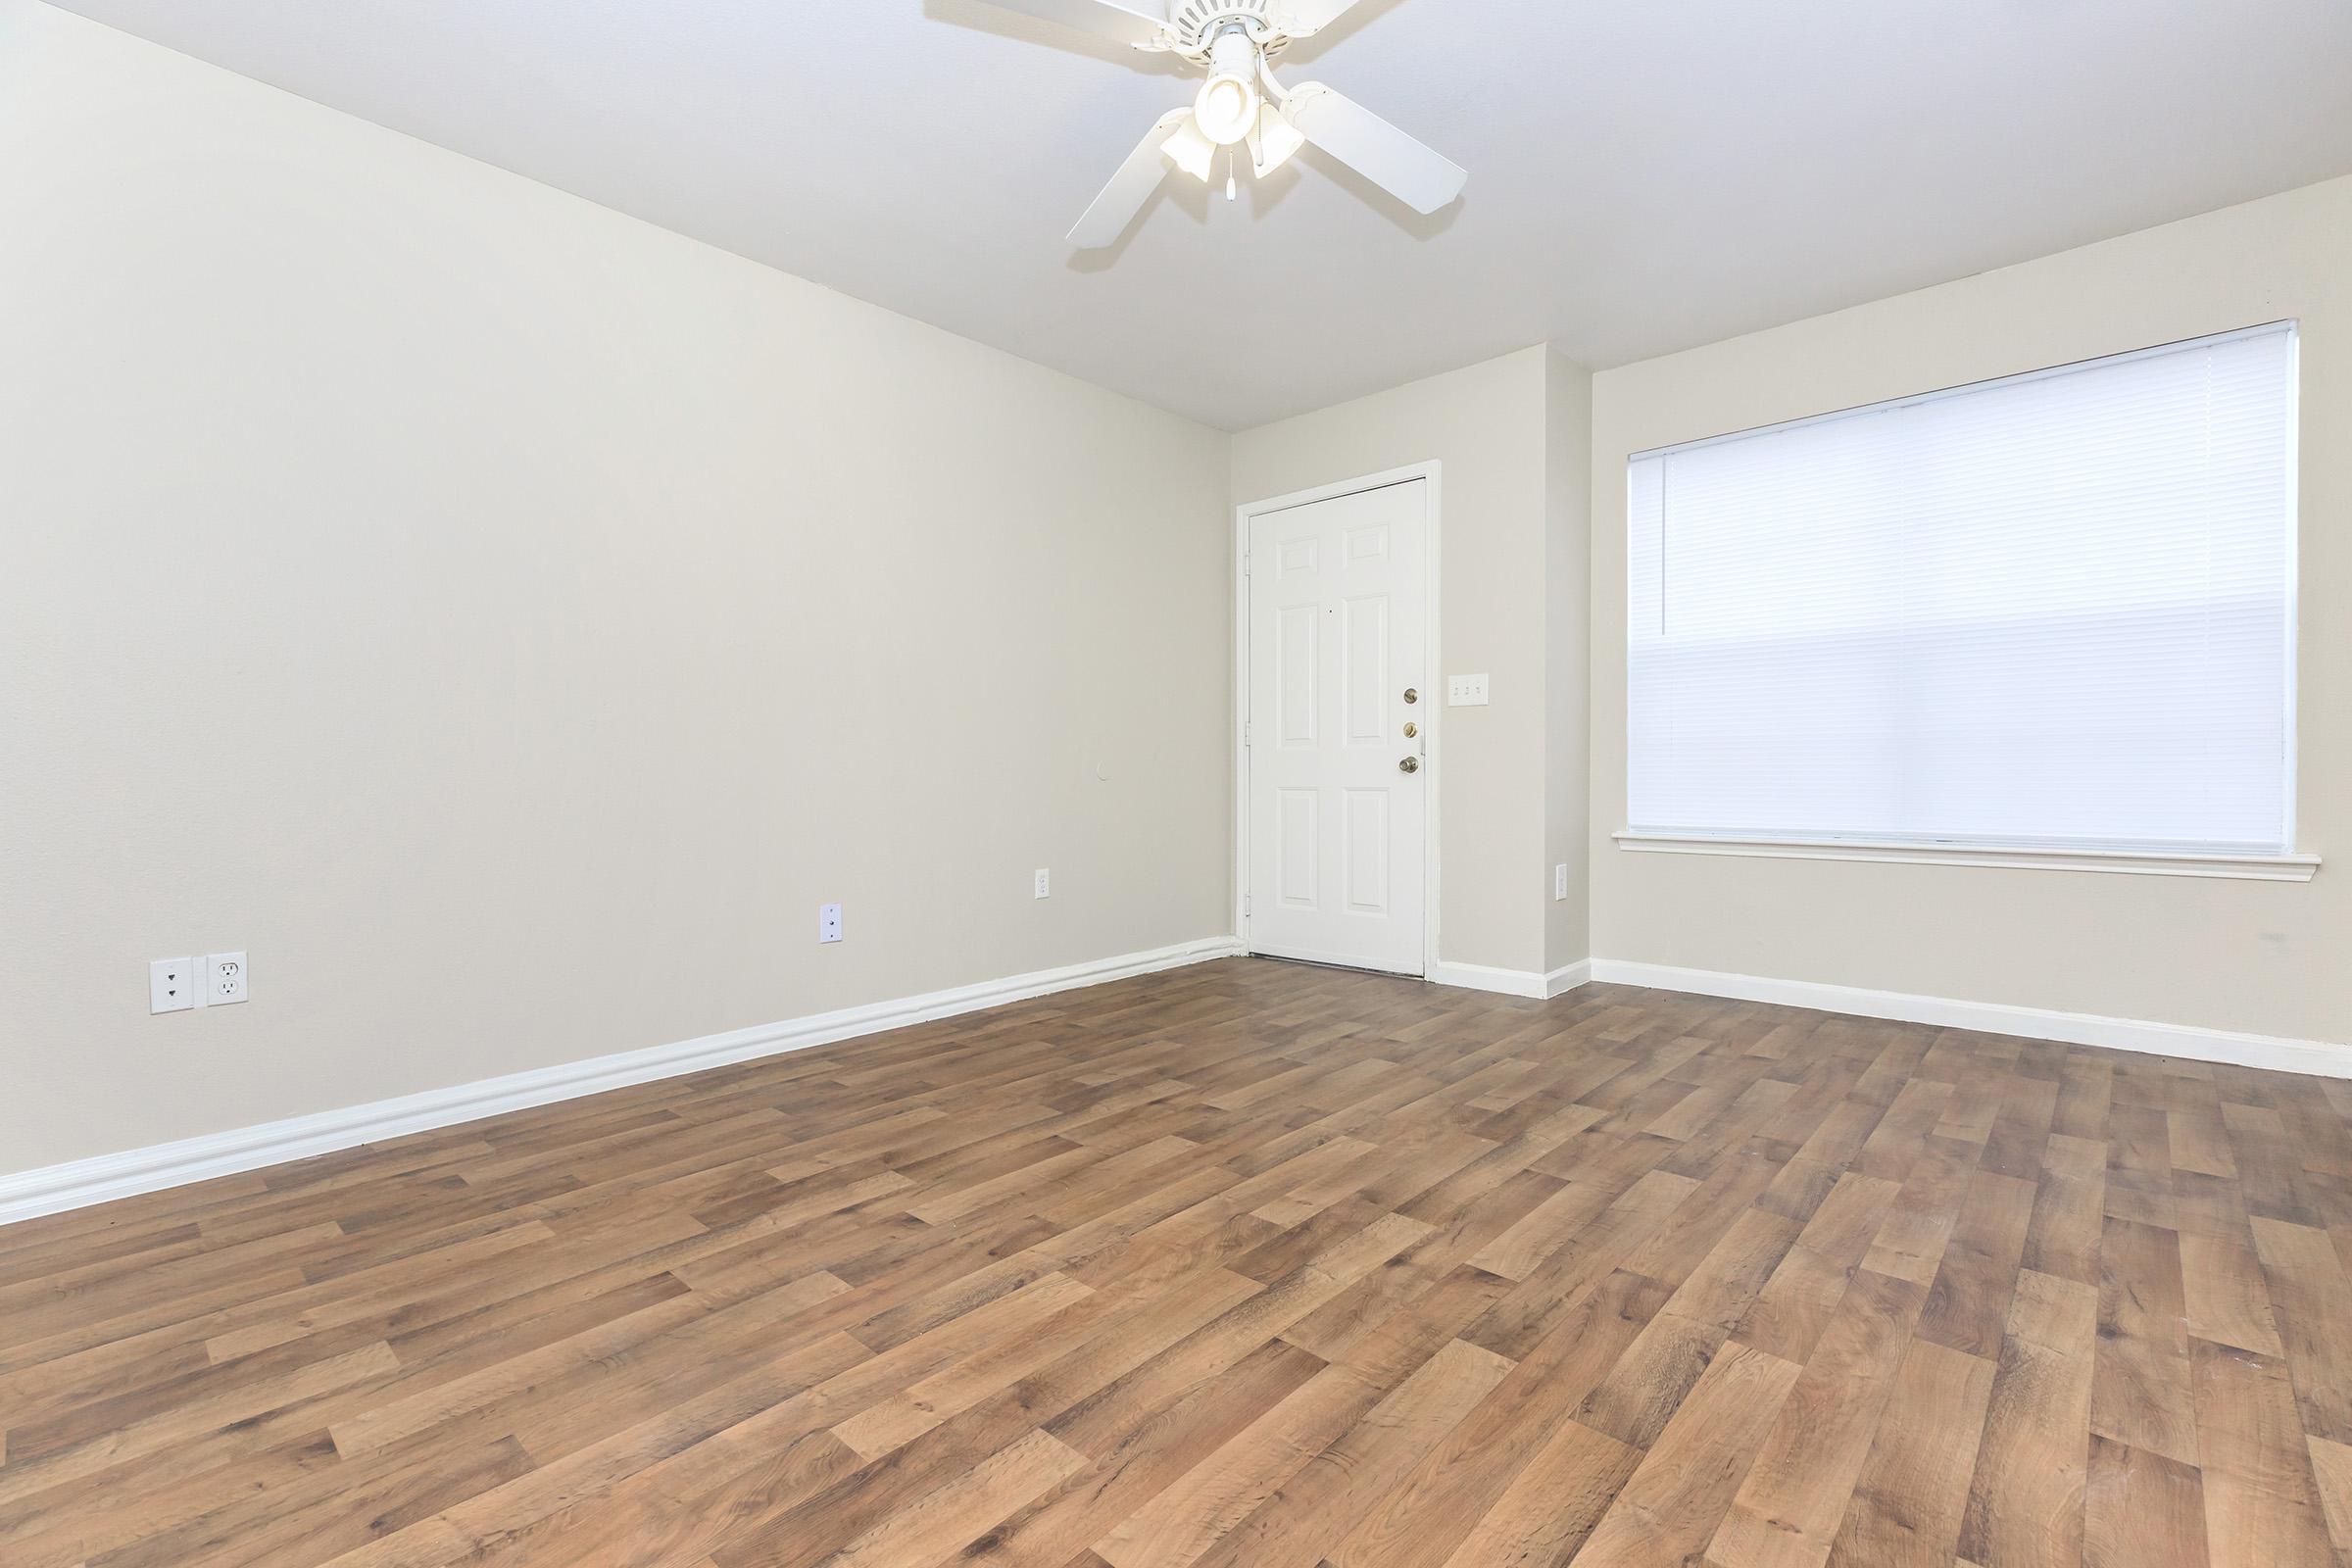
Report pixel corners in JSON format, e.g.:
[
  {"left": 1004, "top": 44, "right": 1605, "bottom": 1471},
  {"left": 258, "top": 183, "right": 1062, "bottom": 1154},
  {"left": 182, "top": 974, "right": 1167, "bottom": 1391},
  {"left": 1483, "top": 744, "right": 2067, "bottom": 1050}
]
[
  {"left": 1277, "top": 789, "right": 1318, "bottom": 908},
  {"left": 1278, "top": 605, "right": 1318, "bottom": 744},
  {"left": 1343, "top": 789, "right": 1390, "bottom": 914},
  {"left": 1247, "top": 478, "right": 1427, "bottom": 976},
  {"left": 1342, "top": 596, "right": 1389, "bottom": 745}
]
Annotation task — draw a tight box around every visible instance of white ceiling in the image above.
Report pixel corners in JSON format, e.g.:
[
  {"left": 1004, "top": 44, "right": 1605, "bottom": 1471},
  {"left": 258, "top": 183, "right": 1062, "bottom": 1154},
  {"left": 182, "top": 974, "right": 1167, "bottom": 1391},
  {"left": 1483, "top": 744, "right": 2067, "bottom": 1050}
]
[{"left": 50, "top": 0, "right": 2352, "bottom": 429}]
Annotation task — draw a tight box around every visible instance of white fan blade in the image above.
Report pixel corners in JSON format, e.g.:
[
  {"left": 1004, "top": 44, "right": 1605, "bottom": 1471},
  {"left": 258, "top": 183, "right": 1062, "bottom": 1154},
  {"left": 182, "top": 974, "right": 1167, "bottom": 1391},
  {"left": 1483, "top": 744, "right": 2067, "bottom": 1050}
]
[
  {"left": 970, "top": 0, "right": 1169, "bottom": 48},
  {"left": 1068, "top": 108, "right": 1193, "bottom": 249},
  {"left": 1282, "top": 83, "right": 1467, "bottom": 215},
  {"left": 1270, "top": 0, "right": 1367, "bottom": 36}
]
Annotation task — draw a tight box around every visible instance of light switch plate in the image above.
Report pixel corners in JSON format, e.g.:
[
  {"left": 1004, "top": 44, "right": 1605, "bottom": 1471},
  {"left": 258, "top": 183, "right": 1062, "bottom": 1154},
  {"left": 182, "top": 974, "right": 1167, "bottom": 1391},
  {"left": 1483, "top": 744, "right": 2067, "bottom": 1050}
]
[
  {"left": 1446, "top": 673, "right": 1491, "bottom": 707},
  {"left": 150, "top": 957, "right": 195, "bottom": 1014}
]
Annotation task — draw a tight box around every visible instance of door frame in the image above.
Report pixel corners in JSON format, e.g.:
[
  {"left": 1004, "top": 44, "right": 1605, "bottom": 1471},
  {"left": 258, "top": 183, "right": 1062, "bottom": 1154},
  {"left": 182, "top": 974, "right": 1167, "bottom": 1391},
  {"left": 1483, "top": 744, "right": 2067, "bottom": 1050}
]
[{"left": 1233, "top": 462, "right": 1443, "bottom": 978}]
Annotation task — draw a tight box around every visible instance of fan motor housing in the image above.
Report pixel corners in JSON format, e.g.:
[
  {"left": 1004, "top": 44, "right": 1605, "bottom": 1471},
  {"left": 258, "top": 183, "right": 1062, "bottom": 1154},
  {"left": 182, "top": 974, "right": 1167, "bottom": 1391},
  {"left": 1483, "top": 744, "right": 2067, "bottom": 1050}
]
[{"left": 1165, "top": 1, "right": 1291, "bottom": 59}]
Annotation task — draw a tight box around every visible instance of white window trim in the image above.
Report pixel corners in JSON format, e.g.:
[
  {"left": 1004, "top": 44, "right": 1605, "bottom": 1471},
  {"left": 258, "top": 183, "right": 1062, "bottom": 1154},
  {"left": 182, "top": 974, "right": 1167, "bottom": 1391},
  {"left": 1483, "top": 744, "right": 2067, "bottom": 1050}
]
[
  {"left": 1627, "top": 320, "right": 2299, "bottom": 462},
  {"left": 1614, "top": 830, "right": 2320, "bottom": 882},
  {"left": 1626, "top": 320, "right": 2302, "bottom": 864}
]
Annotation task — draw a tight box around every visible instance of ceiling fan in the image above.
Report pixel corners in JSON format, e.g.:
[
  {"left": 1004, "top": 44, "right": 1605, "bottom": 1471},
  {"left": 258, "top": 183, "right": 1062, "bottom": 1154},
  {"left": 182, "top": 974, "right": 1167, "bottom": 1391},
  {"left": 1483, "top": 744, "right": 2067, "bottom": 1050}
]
[{"left": 972, "top": 0, "right": 1468, "bottom": 248}]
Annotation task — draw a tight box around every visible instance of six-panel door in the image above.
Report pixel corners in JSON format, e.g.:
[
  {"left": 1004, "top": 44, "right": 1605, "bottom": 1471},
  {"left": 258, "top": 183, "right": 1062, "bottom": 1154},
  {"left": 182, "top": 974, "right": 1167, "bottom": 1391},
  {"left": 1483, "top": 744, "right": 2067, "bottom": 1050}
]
[{"left": 1247, "top": 478, "right": 1428, "bottom": 975}]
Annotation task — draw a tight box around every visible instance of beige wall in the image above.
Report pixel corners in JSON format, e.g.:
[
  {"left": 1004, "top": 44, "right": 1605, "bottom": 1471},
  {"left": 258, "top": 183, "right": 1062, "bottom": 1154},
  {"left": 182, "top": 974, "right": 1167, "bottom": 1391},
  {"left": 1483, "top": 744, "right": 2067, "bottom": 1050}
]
[
  {"left": 1544, "top": 350, "right": 1593, "bottom": 975},
  {"left": 1232, "top": 348, "right": 1557, "bottom": 977},
  {"left": 0, "top": 3, "right": 1233, "bottom": 1177},
  {"left": 1591, "top": 176, "right": 2352, "bottom": 1046}
]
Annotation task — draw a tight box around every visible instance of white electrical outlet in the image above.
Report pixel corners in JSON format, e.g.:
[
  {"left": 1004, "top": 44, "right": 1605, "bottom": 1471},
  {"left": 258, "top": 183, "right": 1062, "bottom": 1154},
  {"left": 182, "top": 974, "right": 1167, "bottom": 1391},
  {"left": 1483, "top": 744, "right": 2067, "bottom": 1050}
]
[
  {"left": 1034, "top": 868, "right": 1051, "bottom": 900},
  {"left": 205, "top": 952, "right": 249, "bottom": 1005},
  {"left": 819, "top": 904, "right": 844, "bottom": 944},
  {"left": 1554, "top": 864, "right": 1569, "bottom": 902},
  {"left": 1446, "top": 673, "right": 1491, "bottom": 707},
  {"left": 150, "top": 957, "right": 195, "bottom": 1014}
]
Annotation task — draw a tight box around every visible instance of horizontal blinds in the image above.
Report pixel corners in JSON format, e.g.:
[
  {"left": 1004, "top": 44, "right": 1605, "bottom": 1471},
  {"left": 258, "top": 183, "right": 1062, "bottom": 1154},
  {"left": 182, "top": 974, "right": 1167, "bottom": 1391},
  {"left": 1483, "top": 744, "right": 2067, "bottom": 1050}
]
[{"left": 1628, "top": 323, "right": 2297, "bottom": 853}]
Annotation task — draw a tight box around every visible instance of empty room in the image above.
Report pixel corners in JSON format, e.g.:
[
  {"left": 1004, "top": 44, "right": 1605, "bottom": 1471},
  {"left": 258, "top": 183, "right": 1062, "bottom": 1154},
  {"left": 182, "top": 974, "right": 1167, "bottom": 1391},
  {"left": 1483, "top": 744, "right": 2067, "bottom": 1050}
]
[{"left": 5, "top": 0, "right": 2351, "bottom": 1563}]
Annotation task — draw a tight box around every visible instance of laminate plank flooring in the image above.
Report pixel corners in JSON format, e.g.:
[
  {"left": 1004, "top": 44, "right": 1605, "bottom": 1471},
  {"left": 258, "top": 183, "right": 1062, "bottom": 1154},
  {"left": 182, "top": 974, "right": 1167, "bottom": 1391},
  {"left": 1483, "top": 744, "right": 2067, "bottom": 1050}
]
[{"left": 4, "top": 957, "right": 2351, "bottom": 1567}]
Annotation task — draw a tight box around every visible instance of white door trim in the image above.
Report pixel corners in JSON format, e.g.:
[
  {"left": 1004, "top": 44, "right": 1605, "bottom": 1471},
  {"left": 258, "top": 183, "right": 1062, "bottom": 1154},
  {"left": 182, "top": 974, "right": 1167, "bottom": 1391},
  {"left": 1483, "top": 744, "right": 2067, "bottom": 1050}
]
[{"left": 1235, "top": 463, "right": 1442, "bottom": 978}]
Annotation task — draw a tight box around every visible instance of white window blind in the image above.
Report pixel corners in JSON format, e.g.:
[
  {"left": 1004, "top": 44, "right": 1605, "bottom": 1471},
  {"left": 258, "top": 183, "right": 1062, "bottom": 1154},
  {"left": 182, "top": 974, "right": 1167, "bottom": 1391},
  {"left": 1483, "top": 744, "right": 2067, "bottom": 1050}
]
[{"left": 1628, "top": 322, "right": 2298, "bottom": 856}]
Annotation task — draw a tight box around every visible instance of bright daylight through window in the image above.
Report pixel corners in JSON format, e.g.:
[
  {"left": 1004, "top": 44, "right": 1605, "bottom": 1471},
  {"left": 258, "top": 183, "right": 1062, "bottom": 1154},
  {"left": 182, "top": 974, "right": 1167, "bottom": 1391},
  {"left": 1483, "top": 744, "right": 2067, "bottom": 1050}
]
[{"left": 1627, "top": 322, "right": 2299, "bottom": 861}]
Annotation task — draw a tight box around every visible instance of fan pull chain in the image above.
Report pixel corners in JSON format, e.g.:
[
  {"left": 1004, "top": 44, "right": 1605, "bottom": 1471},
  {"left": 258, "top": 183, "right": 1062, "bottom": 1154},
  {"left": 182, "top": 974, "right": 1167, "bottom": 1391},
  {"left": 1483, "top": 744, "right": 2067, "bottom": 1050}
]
[{"left": 1227, "top": 150, "right": 1238, "bottom": 201}]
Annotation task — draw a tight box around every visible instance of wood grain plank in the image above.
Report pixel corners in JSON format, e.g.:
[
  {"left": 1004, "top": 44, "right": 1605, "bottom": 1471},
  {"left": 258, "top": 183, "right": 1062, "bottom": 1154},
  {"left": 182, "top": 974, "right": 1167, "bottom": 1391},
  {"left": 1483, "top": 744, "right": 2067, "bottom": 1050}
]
[
  {"left": 2090, "top": 1215, "right": 2196, "bottom": 1464},
  {"left": 1185, "top": 1336, "right": 1512, "bottom": 1568},
  {"left": 1959, "top": 1268, "right": 2099, "bottom": 1568},
  {"left": 808, "top": 1427, "right": 1088, "bottom": 1568},
  {"left": 2250, "top": 1216, "right": 2352, "bottom": 1445},
  {"left": 1709, "top": 1267, "right": 1928, "bottom": 1568},
  {"left": 1574, "top": 1340, "right": 1804, "bottom": 1565},
  {"left": 2180, "top": 1232, "right": 2285, "bottom": 1358},
  {"left": 2082, "top": 1435, "right": 2208, "bottom": 1568},
  {"left": 1826, "top": 1335, "right": 1996, "bottom": 1568},
  {"left": 1092, "top": 1361, "right": 1381, "bottom": 1568},
  {"left": 2189, "top": 1338, "right": 2340, "bottom": 1568},
  {"left": 1433, "top": 1415, "right": 1639, "bottom": 1568},
  {"left": 2308, "top": 1435, "right": 2352, "bottom": 1565}
]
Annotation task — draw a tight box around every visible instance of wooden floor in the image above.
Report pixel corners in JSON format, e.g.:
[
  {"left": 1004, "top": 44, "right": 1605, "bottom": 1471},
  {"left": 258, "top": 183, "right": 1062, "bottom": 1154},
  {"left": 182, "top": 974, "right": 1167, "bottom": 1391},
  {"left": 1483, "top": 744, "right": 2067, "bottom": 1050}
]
[{"left": 6, "top": 960, "right": 2352, "bottom": 1567}]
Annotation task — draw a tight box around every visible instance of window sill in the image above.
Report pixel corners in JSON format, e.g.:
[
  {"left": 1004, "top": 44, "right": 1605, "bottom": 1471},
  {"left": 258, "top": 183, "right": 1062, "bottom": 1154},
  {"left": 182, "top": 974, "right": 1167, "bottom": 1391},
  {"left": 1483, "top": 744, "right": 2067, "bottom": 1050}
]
[{"left": 1613, "top": 832, "right": 2321, "bottom": 883}]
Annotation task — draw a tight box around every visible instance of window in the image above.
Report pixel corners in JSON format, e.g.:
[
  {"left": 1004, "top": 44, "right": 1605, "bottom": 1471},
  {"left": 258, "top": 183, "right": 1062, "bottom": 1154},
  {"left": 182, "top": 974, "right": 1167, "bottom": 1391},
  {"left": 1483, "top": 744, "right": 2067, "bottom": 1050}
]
[{"left": 1626, "top": 322, "right": 2300, "bottom": 867}]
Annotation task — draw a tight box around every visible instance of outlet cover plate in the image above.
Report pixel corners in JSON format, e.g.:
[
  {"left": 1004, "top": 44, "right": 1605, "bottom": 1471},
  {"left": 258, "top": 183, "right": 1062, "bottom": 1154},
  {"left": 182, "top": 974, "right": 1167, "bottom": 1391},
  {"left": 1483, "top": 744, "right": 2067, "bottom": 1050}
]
[
  {"left": 151, "top": 957, "right": 196, "bottom": 1014},
  {"left": 206, "top": 952, "right": 249, "bottom": 1005},
  {"left": 819, "top": 904, "right": 844, "bottom": 944},
  {"left": 1035, "top": 869, "right": 1051, "bottom": 900}
]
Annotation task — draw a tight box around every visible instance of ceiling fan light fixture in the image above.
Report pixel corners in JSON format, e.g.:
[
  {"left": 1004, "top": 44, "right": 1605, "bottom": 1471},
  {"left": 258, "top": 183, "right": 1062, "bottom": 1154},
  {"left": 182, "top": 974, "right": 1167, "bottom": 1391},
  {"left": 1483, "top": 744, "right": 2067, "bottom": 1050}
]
[
  {"left": 1024, "top": 0, "right": 1467, "bottom": 249},
  {"left": 1251, "top": 103, "right": 1305, "bottom": 176},
  {"left": 1193, "top": 72, "right": 1260, "bottom": 146},
  {"left": 1161, "top": 116, "right": 1218, "bottom": 180}
]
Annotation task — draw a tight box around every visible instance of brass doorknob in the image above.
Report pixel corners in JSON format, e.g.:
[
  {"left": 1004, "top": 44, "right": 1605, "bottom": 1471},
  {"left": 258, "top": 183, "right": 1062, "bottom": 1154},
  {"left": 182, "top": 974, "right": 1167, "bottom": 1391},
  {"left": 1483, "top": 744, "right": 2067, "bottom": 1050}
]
[
  {"left": 1402, "top": 722, "right": 1418, "bottom": 739},
  {"left": 1399, "top": 757, "right": 1421, "bottom": 774}
]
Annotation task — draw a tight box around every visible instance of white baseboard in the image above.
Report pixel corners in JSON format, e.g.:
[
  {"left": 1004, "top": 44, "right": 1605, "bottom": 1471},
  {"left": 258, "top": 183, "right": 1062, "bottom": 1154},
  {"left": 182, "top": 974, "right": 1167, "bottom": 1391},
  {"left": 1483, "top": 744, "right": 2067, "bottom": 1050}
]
[
  {"left": 0, "top": 937, "right": 1244, "bottom": 1230},
  {"left": 1428, "top": 959, "right": 1593, "bottom": 1002},
  {"left": 1427, "top": 961, "right": 1544, "bottom": 999},
  {"left": 1588, "top": 958, "right": 2350, "bottom": 1080},
  {"left": 19, "top": 940, "right": 2333, "bottom": 1230},
  {"left": 1546, "top": 960, "right": 1594, "bottom": 1000}
]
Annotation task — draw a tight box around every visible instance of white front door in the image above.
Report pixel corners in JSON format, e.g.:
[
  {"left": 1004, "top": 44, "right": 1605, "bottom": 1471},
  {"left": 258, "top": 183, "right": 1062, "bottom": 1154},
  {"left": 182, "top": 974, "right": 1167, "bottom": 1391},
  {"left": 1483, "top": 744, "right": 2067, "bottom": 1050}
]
[{"left": 1246, "top": 478, "right": 1428, "bottom": 976}]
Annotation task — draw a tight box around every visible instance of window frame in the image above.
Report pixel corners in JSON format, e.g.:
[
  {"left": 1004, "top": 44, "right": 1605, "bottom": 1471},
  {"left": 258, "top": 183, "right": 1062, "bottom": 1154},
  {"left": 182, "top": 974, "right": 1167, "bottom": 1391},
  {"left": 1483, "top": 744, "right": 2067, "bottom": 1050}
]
[{"left": 1620, "top": 321, "right": 2312, "bottom": 880}]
